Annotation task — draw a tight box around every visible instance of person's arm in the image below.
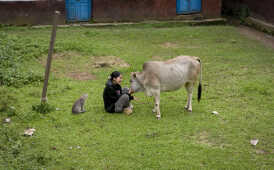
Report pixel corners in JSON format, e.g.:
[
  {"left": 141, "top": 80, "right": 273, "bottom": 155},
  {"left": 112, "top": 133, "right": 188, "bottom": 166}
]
[{"left": 125, "top": 88, "right": 134, "bottom": 100}]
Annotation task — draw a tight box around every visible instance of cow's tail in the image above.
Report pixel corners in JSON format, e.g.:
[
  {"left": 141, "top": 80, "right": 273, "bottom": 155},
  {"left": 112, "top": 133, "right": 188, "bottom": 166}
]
[{"left": 197, "top": 58, "right": 202, "bottom": 103}]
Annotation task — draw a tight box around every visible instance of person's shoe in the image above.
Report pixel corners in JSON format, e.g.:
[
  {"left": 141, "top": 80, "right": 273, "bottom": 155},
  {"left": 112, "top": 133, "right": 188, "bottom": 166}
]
[{"left": 123, "top": 107, "right": 133, "bottom": 115}]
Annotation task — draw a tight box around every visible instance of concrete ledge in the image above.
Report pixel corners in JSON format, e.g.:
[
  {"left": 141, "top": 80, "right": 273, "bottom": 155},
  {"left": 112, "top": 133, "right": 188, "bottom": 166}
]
[
  {"left": 32, "top": 18, "right": 227, "bottom": 29},
  {"left": 245, "top": 17, "right": 274, "bottom": 35}
]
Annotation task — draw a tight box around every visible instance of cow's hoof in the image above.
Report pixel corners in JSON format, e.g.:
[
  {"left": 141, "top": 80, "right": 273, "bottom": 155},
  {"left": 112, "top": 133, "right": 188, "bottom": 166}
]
[
  {"left": 184, "top": 106, "right": 192, "bottom": 112},
  {"left": 156, "top": 115, "right": 161, "bottom": 120}
]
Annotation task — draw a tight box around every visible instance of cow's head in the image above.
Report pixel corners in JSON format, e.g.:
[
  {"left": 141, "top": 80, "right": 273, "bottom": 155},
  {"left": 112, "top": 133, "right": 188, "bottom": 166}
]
[{"left": 130, "top": 72, "right": 144, "bottom": 93}]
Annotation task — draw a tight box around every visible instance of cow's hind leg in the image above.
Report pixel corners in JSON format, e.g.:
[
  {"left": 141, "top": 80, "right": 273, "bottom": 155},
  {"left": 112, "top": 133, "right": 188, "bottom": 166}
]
[
  {"left": 184, "top": 82, "right": 194, "bottom": 112},
  {"left": 145, "top": 88, "right": 156, "bottom": 113}
]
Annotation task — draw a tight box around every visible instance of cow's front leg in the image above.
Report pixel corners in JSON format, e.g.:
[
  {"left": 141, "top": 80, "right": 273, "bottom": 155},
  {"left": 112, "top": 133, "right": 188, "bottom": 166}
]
[
  {"left": 153, "top": 91, "right": 161, "bottom": 119},
  {"left": 152, "top": 97, "right": 156, "bottom": 113},
  {"left": 146, "top": 89, "right": 156, "bottom": 113},
  {"left": 185, "top": 82, "right": 193, "bottom": 112}
]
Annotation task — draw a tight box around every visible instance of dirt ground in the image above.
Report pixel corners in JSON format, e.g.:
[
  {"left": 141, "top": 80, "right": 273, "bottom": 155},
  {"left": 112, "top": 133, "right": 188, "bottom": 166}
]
[
  {"left": 66, "top": 71, "right": 96, "bottom": 81},
  {"left": 237, "top": 26, "right": 274, "bottom": 49},
  {"left": 40, "top": 54, "right": 131, "bottom": 81},
  {"left": 92, "top": 56, "right": 130, "bottom": 68},
  {"left": 161, "top": 42, "right": 179, "bottom": 48}
]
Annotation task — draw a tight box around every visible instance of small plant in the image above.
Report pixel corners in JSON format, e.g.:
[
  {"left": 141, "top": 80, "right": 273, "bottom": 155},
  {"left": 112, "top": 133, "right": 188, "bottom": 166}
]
[
  {"left": 238, "top": 5, "right": 250, "bottom": 23},
  {"left": 32, "top": 103, "right": 55, "bottom": 114}
]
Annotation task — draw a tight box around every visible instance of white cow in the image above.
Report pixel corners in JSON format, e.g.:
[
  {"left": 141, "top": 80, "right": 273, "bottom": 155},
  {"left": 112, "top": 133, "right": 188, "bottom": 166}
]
[{"left": 130, "top": 56, "right": 202, "bottom": 119}]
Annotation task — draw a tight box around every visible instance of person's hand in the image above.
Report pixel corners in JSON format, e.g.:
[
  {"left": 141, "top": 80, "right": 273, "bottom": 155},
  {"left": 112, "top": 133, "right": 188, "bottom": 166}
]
[{"left": 129, "top": 88, "right": 134, "bottom": 94}]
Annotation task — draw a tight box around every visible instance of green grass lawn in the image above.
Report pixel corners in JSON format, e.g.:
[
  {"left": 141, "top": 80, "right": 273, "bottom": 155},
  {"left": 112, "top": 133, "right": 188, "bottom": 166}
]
[{"left": 0, "top": 23, "right": 274, "bottom": 169}]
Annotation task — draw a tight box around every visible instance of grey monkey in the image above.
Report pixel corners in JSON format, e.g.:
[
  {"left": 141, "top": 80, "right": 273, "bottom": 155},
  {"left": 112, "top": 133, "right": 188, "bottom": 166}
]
[{"left": 72, "top": 94, "right": 88, "bottom": 114}]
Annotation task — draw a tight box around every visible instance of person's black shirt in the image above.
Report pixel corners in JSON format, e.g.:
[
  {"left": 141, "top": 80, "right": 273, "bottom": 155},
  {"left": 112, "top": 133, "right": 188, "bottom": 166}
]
[{"left": 103, "top": 79, "right": 133, "bottom": 113}]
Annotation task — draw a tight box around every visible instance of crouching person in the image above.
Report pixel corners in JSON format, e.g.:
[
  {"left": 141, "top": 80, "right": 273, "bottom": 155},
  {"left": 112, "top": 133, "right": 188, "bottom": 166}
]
[{"left": 103, "top": 71, "right": 134, "bottom": 115}]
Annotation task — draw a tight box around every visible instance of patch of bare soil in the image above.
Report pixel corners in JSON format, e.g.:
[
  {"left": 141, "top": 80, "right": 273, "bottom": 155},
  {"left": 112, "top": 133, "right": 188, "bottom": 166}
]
[
  {"left": 52, "top": 52, "right": 71, "bottom": 60},
  {"left": 195, "top": 131, "right": 213, "bottom": 147},
  {"left": 255, "top": 149, "right": 268, "bottom": 155},
  {"left": 193, "top": 131, "right": 233, "bottom": 149},
  {"left": 40, "top": 52, "right": 81, "bottom": 66},
  {"left": 40, "top": 52, "right": 97, "bottom": 81},
  {"left": 92, "top": 56, "right": 130, "bottom": 68},
  {"left": 67, "top": 71, "right": 96, "bottom": 81},
  {"left": 40, "top": 53, "right": 130, "bottom": 80},
  {"left": 238, "top": 26, "right": 274, "bottom": 49},
  {"left": 161, "top": 42, "right": 179, "bottom": 48}
]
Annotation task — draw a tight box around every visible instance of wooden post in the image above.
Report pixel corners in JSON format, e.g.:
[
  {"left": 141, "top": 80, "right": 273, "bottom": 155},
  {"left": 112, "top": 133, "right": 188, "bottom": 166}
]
[{"left": 41, "top": 11, "right": 60, "bottom": 103}]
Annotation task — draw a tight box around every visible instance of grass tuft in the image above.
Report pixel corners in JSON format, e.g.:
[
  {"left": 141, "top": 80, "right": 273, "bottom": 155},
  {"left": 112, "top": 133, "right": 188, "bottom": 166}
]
[{"left": 32, "top": 103, "right": 55, "bottom": 114}]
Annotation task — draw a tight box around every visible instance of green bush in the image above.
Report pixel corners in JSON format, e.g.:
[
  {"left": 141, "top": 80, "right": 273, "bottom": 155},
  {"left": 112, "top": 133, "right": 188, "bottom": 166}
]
[
  {"left": 222, "top": 4, "right": 250, "bottom": 23},
  {"left": 32, "top": 103, "right": 55, "bottom": 114}
]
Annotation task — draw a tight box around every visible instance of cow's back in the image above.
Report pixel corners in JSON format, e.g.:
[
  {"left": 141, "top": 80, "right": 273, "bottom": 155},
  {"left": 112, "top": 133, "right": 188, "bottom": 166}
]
[{"left": 142, "top": 56, "right": 200, "bottom": 91}]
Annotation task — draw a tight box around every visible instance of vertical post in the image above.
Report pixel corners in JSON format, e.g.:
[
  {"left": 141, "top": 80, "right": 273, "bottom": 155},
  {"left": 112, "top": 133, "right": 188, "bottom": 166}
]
[{"left": 41, "top": 11, "right": 60, "bottom": 103}]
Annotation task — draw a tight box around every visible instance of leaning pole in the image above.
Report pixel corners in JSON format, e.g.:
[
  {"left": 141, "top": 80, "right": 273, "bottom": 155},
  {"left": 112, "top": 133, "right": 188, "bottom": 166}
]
[{"left": 41, "top": 11, "right": 60, "bottom": 103}]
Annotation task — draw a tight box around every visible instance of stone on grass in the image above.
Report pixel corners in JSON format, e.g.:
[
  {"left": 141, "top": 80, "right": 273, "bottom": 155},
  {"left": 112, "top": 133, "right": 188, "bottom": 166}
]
[
  {"left": 250, "top": 139, "right": 259, "bottom": 146},
  {"left": 212, "top": 111, "right": 219, "bottom": 115},
  {"left": 24, "top": 128, "right": 36, "bottom": 136},
  {"left": 3, "top": 118, "right": 11, "bottom": 123}
]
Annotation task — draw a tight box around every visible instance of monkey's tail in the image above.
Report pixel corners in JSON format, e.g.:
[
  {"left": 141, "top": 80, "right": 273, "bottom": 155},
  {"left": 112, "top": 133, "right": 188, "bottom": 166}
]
[{"left": 197, "top": 58, "right": 202, "bottom": 103}]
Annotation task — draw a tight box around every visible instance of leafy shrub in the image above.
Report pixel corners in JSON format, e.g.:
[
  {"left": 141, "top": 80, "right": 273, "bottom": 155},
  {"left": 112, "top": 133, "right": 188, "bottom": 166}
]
[
  {"left": 32, "top": 103, "right": 55, "bottom": 114},
  {"left": 0, "top": 125, "right": 53, "bottom": 169},
  {"left": 0, "top": 126, "right": 23, "bottom": 166},
  {"left": 0, "top": 33, "right": 44, "bottom": 87},
  {"left": 0, "top": 87, "right": 17, "bottom": 117},
  {"left": 224, "top": 4, "right": 250, "bottom": 23},
  {"left": 235, "top": 5, "right": 250, "bottom": 22}
]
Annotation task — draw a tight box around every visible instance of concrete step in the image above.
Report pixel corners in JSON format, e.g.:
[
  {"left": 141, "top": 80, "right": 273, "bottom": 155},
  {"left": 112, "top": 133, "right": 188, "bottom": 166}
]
[
  {"left": 174, "top": 13, "right": 204, "bottom": 20},
  {"left": 32, "top": 18, "right": 227, "bottom": 29},
  {"left": 245, "top": 17, "right": 274, "bottom": 35}
]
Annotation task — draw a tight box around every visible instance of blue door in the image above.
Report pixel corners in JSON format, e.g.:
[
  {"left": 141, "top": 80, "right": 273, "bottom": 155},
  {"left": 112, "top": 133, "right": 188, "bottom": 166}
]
[
  {"left": 190, "top": 0, "right": 202, "bottom": 12},
  {"left": 176, "top": 0, "right": 201, "bottom": 14},
  {"left": 66, "top": 0, "right": 91, "bottom": 21},
  {"left": 176, "top": 0, "right": 189, "bottom": 14}
]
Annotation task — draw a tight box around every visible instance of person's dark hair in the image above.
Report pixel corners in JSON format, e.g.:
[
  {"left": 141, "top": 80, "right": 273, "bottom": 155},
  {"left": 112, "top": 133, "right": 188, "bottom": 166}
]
[{"left": 109, "top": 71, "right": 121, "bottom": 80}]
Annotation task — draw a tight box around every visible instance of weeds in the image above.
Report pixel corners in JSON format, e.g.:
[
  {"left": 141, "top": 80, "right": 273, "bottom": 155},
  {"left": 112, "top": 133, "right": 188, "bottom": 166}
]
[
  {"left": 0, "top": 33, "right": 43, "bottom": 87},
  {"left": 0, "top": 87, "right": 17, "bottom": 117},
  {"left": 32, "top": 103, "right": 55, "bottom": 114}
]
